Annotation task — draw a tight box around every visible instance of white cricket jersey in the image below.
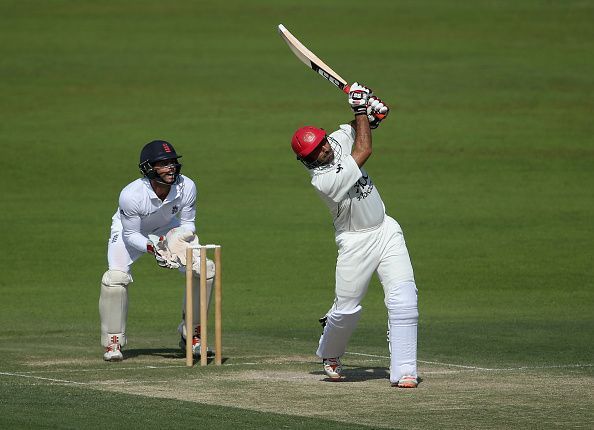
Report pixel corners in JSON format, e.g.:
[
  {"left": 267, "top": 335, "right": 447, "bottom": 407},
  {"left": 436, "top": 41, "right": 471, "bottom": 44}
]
[
  {"left": 309, "top": 124, "right": 385, "bottom": 232},
  {"left": 111, "top": 175, "right": 197, "bottom": 252}
]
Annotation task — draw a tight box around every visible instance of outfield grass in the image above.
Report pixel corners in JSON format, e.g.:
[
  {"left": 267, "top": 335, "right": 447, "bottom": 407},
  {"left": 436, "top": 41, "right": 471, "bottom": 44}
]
[{"left": 1, "top": 0, "right": 592, "bottom": 428}]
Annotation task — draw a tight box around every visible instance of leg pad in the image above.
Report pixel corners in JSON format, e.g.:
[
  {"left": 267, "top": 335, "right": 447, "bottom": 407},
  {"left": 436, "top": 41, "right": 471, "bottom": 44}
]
[
  {"left": 386, "top": 281, "right": 418, "bottom": 383},
  {"left": 99, "top": 270, "right": 132, "bottom": 347},
  {"left": 316, "top": 305, "right": 362, "bottom": 358}
]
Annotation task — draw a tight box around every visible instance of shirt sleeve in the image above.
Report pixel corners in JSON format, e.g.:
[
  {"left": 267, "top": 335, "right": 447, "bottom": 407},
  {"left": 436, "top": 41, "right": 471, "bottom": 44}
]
[
  {"left": 337, "top": 123, "right": 356, "bottom": 145},
  {"left": 312, "top": 154, "right": 362, "bottom": 203},
  {"left": 179, "top": 177, "right": 197, "bottom": 233},
  {"left": 119, "top": 191, "right": 150, "bottom": 252}
]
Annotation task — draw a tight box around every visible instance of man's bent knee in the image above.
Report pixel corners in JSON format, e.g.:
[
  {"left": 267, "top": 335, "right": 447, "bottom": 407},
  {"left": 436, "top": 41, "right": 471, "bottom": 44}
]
[{"left": 386, "top": 281, "right": 418, "bottom": 325}]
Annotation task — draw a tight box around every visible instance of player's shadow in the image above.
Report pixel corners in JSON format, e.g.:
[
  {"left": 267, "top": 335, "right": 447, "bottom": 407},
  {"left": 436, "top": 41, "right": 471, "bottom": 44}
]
[
  {"left": 123, "top": 348, "right": 228, "bottom": 364},
  {"left": 310, "top": 366, "right": 390, "bottom": 382},
  {"left": 123, "top": 348, "right": 183, "bottom": 359}
]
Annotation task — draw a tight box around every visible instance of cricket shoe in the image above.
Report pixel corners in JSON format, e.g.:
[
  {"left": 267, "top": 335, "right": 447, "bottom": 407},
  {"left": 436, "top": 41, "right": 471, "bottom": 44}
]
[
  {"left": 178, "top": 325, "right": 213, "bottom": 358},
  {"left": 179, "top": 334, "right": 202, "bottom": 357},
  {"left": 391, "top": 375, "right": 418, "bottom": 388},
  {"left": 103, "top": 343, "right": 123, "bottom": 362},
  {"left": 322, "top": 357, "right": 343, "bottom": 380}
]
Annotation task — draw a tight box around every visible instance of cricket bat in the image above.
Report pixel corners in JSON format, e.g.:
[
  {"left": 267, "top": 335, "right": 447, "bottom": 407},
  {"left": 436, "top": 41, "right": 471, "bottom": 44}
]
[
  {"left": 277, "top": 23, "right": 350, "bottom": 93},
  {"left": 278, "top": 24, "right": 385, "bottom": 119}
]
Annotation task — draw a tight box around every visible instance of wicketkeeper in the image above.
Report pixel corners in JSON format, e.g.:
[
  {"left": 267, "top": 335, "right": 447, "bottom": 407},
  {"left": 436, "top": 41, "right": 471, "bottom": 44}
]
[
  {"left": 290, "top": 84, "right": 419, "bottom": 388},
  {"left": 99, "top": 140, "right": 215, "bottom": 361}
]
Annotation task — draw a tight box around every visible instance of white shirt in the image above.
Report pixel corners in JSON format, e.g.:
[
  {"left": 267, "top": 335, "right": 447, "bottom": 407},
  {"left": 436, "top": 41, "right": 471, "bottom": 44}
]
[
  {"left": 111, "top": 175, "right": 197, "bottom": 252},
  {"left": 309, "top": 124, "right": 385, "bottom": 232}
]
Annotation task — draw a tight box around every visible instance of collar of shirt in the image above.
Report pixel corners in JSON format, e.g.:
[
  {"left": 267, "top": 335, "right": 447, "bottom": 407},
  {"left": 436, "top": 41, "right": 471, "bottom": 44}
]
[{"left": 141, "top": 177, "right": 181, "bottom": 203}]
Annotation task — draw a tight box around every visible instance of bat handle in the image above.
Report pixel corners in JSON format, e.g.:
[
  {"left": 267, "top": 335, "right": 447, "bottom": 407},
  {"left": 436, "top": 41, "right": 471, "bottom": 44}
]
[{"left": 343, "top": 84, "right": 350, "bottom": 94}]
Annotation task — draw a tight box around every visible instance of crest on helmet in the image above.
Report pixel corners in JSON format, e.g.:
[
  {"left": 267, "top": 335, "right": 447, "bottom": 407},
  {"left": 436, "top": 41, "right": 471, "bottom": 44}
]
[
  {"left": 291, "top": 126, "right": 326, "bottom": 158},
  {"left": 303, "top": 132, "right": 316, "bottom": 143}
]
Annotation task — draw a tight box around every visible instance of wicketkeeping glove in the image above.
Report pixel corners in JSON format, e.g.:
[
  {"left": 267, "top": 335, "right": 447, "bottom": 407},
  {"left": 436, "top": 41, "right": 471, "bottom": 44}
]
[
  {"left": 147, "top": 237, "right": 181, "bottom": 269},
  {"left": 164, "top": 228, "right": 199, "bottom": 266},
  {"left": 348, "top": 82, "right": 372, "bottom": 116},
  {"left": 367, "top": 96, "right": 390, "bottom": 129}
]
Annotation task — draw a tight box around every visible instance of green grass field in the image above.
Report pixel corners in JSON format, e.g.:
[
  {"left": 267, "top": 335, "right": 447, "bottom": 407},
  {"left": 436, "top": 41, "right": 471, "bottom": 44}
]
[{"left": 1, "top": 0, "right": 593, "bottom": 428}]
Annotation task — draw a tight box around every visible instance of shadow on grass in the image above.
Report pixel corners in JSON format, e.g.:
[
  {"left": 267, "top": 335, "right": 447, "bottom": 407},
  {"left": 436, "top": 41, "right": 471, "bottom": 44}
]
[
  {"left": 310, "top": 366, "right": 390, "bottom": 382},
  {"left": 123, "top": 348, "right": 229, "bottom": 365},
  {"left": 123, "top": 348, "right": 183, "bottom": 359}
]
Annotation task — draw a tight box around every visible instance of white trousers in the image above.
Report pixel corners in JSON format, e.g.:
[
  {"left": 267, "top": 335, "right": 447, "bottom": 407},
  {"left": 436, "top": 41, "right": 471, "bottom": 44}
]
[
  {"left": 322, "top": 215, "right": 418, "bottom": 382},
  {"left": 107, "top": 220, "right": 180, "bottom": 273}
]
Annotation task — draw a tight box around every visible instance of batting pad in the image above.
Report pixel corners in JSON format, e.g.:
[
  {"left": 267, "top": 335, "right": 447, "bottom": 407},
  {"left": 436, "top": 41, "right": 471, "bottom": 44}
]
[
  {"left": 386, "top": 281, "right": 418, "bottom": 382},
  {"left": 316, "top": 305, "right": 362, "bottom": 358},
  {"left": 178, "top": 277, "right": 214, "bottom": 338},
  {"left": 99, "top": 270, "right": 132, "bottom": 347},
  {"left": 191, "top": 256, "right": 216, "bottom": 280}
]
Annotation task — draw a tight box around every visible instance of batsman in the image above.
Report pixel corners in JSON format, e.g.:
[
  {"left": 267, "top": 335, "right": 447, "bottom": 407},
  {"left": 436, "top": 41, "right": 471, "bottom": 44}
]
[
  {"left": 290, "top": 84, "right": 419, "bottom": 388},
  {"left": 99, "top": 140, "right": 215, "bottom": 361}
]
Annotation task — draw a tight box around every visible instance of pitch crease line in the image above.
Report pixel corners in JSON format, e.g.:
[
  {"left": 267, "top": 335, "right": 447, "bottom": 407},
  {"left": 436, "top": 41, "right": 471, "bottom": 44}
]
[
  {"left": 345, "top": 352, "right": 593, "bottom": 371},
  {"left": 13, "top": 357, "right": 592, "bottom": 378},
  {"left": 15, "top": 362, "right": 266, "bottom": 375},
  {"left": 0, "top": 371, "right": 85, "bottom": 385},
  {"left": 13, "top": 364, "right": 188, "bottom": 374}
]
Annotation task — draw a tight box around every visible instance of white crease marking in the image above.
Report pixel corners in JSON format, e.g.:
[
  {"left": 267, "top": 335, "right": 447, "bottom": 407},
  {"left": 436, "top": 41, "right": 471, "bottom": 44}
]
[
  {"left": 0, "top": 371, "right": 84, "bottom": 385},
  {"left": 344, "top": 352, "right": 593, "bottom": 371},
  {"left": 5, "top": 354, "right": 592, "bottom": 383}
]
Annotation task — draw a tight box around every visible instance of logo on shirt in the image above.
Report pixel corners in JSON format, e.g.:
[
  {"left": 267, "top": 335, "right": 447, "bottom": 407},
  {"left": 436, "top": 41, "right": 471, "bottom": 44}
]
[
  {"left": 353, "top": 174, "right": 374, "bottom": 200},
  {"left": 336, "top": 163, "right": 343, "bottom": 173},
  {"left": 171, "top": 205, "right": 179, "bottom": 215}
]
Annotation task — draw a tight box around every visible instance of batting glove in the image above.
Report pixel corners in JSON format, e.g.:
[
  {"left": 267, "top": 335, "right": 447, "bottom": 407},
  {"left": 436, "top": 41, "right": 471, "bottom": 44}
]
[
  {"left": 147, "top": 237, "right": 181, "bottom": 269},
  {"left": 348, "top": 82, "right": 372, "bottom": 116},
  {"left": 367, "top": 96, "right": 390, "bottom": 129}
]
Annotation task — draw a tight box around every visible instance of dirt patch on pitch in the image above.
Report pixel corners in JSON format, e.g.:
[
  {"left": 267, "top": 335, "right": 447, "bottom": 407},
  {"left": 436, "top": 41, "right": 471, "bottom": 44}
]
[
  {"left": 251, "top": 354, "right": 318, "bottom": 364},
  {"left": 93, "top": 368, "right": 400, "bottom": 427},
  {"left": 25, "top": 358, "right": 98, "bottom": 367},
  {"left": 88, "top": 362, "right": 594, "bottom": 429}
]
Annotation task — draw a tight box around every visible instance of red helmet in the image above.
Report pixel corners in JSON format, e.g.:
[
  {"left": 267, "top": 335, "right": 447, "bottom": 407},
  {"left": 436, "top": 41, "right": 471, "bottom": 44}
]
[{"left": 291, "top": 126, "right": 326, "bottom": 159}]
